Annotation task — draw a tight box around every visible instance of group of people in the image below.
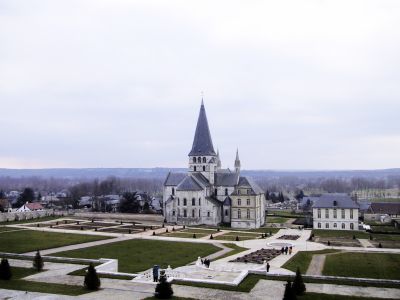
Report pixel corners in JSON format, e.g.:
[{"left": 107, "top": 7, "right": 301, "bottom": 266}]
[
  {"left": 200, "top": 258, "right": 211, "bottom": 268},
  {"left": 280, "top": 246, "right": 293, "bottom": 255}
]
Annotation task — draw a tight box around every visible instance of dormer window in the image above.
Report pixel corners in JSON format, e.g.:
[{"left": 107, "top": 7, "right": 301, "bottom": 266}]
[
  {"left": 203, "top": 157, "right": 206, "bottom": 163},
  {"left": 198, "top": 157, "right": 201, "bottom": 162}
]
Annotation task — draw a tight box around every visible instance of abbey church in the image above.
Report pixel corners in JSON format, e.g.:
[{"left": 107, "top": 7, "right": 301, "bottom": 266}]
[{"left": 163, "top": 101, "right": 265, "bottom": 229}]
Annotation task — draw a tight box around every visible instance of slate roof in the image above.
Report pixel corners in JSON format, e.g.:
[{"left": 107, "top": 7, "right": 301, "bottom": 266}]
[
  {"left": 215, "top": 172, "right": 239, "bottom": 186},
  {"left": 25, "top": 202, "right": 44, "bottom": 210},
  {"left": 188, "top": 101, "right": 216, "bottom": 156},
  {"left": 192, "top": 172, "right": 211, "bottom": 187},
  {"left": 369, "top": 202, "right": 400, "bottom": 215},
  {"left": 223, "top": 196, "right": 232, "bottom": 206},
  {"left": 312, "top": 194, "right": 359, "bottom": 209},
  {"left": 164, "top": 172, "right": 186, "bottom": 186},
  {"left": 176, "top": 175, "right": 203, "bottom": 191},
  {"left": 230, "top": 176, "right": 264, "bottom": 195}
]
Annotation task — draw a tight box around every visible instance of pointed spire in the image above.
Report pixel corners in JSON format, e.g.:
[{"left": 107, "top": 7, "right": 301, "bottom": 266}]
[
  {"left": 216, "top": 149, "right": 221, "bottom": 168},
  {"left": 188, "top": 100, "right": 216, "bottom": 156},
  {"left": 234, "top": 148, "right": 241, "bottom": 172}
]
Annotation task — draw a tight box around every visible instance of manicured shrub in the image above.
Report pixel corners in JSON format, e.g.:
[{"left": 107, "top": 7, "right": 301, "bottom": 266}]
[
  {"left": 172, "top": 227, "right": 175, "bottom": 231},
  {"left": 193, "top": 233, "right": 196, "bottom": 239},
  {"left": 379, "top": 243, "right": 382, "bottom": 248},
  {"left": 166, "top": 228, "right": 169, "bottom": 233},
  {"left": 292, "top": 267, "right": 306, "bottom": 295},
  {"left": 327, "top": 241, "right": 330, "bottom": 246},
  {"left": 0, "top": 258, "right": 12, "bottom": 280},
  {"left": 235, "top": 236, "right": 239, "bottom": 241},
  {"left": 153, "top": 231, "right": 156, "bottom": 236},
  {"left": 353, "top": 235, "right": 356, "bottom": 240},
  {"left": 282, "top": 280, "right": 296, "bottom": 300},
  {"left": 128, "top": 229, "right": 131, "bottom": 234},
  {"left": 33, "top": 250, "right": 44, "bottom": 272},
  {"left": 84, "top": 264, "right": 101, "bottom": 290},
  {"left": 210, "top": 234, "right": 213, "bottom": 240},
  {"left": 155, "top": 270, "right": 173, "bottom": 299}
]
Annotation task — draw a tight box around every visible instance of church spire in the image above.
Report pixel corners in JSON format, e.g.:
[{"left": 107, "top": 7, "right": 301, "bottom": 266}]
[
  {"left": 216, "top": 149, "right": 221, "bottom": 169},
  {"left": 188, "top": 100, "right": 216, "bottom": 156},
  {"left": 234, "top": 148, "right": 241, "bottom": 173}
]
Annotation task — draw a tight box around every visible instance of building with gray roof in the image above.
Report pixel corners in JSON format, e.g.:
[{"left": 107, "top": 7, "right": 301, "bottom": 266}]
[{"left": 163, "top": 101, "right": 265, "bottom": 228}]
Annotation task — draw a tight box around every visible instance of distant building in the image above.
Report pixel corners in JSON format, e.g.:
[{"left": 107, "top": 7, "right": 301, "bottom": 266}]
[
  {"left": 312, "top": 194, "right": 360, "bottom": 230},
  {"left": 16, "top": 202, "right": 44, "bottom": 212},
  {"left": 163, "top": 101, "right": 265, "bottom": 228},
  {"left": 0, "top": 199, "right": 12, "bottom": 212},
  {"left": 364, "top": 202, "right": 400, "bottom": 223}
]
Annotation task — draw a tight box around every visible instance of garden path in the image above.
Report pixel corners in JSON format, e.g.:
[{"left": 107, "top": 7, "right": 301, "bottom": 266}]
[
  {"left": 306, "top": 254, "right": 326, "bottom": 275},
  {"left": 358, "top": 238, "right": 374, "bottom": 248}
]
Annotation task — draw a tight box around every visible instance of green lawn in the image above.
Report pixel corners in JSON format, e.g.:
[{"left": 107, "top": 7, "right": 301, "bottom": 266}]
[
  {"left": 55, "top": 239, "right": 219, "bottom": 273},
  {"left": 0, "top": 267, "right": 90, "bottom": 296},
  {"left": 1, "top": 216, "right": 64, "bottom": 225},
  {"left": 214, "top": 232, "right": 261, "bottom": 241},
  {"left": 323, "top": 252, "right": 400, "bottom": 280},
  {"left": 216, "top": 243, "right": 248, "bottom": 260},
  {"left": 267, "top": 216, "right": 291, "bottom": 223},
  {"left": 282, "top": 249, "right": 340, "bottom": 273},
  {"left": 0, "top": 230, "right": 111, "bottom": 253}
]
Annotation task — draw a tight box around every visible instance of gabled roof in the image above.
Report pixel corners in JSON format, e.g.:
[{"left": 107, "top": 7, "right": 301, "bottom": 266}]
[
  {"left": 215, "top": 171, "right": 239, "bottom": 186},
  {"left": 312, "top": 194, "right": 359, "bottom": 209},
  {"left": 230, "top": 176, "right": 264, "bottom": 195},
  {"left": 176, "top": 176, "right": 203, "bottom": 191},
  {"left": 369, "top": 202, "right": 400, "bottom": 215},
  {"left": 164, "top": 172, "right": 186, "bottom": 186},
  {"left": 25, "top": 202, "right": 44, "bottom": 210},
  {"left": 223, "top": 196, "right": 232, "bottom": 206},
  {"left": 192, "top": 172, "right": 211, "bottom": 187},
  {"left": 188, "top": 101, "right": 216, "bottom": 156}
]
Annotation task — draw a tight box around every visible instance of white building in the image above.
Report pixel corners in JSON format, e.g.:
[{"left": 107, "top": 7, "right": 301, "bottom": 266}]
[
  {"left": 16, "top": 202, "right": 44, "bottom": 212},
  {"left": 312, "top": 194, "right": 360, "bottom": 230},
  {"left": 163, "top": 101, "right": 265, "bottom": 228}
]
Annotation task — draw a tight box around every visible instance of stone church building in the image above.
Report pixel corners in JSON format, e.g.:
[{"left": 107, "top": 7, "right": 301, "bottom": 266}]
[{"left": 163, "top": 101, "right": 265, "bottom": 228}]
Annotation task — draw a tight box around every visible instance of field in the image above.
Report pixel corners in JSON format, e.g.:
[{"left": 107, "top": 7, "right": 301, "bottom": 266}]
[
  {"left": 282, "top": 249, "right": 339, "bottom": 273},
  {"left": 323, "top": 252, "right": 400, "bottom": 280},
  {"left": 54, "top": 239, "right": 219, "bottom": 273},
  {"left": 0, "top": 229, "right": 111, "bottom": 253},
  {"left": 0, "top": 266, "right": 89, "bottom": 296}
]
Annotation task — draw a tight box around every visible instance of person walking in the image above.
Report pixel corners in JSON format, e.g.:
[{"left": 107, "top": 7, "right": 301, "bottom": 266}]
[
  {"left": 266, "top": 262, "right": 270, "bottom": 273},
  {"left": 289, "top": 246, "right": 292, "bottom": 255}
]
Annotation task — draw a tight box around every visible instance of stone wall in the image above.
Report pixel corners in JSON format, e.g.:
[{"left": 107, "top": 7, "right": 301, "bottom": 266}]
[
  {"left": 75, "top": 212, "right": 164, "bottom": 223},
  {"left": 0, "top": 209, "right": 56, "bottom": 222}
]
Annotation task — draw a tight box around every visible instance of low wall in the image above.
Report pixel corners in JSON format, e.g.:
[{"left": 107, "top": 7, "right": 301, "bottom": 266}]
[
  {"left": 75, "top": 212, "right": 164, "bottom": 223},
  {"left": 0, "top": 210, "right": 57, "bottom": 223},
  {"left": 0, "top": 252, "right": 101, "bottom": 265}
]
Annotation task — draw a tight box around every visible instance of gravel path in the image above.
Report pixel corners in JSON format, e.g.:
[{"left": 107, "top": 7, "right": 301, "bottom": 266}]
[{"left": 306, "top": 254, "right": 326, "bottom": 275}]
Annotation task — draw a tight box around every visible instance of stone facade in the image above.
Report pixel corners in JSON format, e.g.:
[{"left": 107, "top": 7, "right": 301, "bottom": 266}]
[{"left": 163, "top": 101, "right": 265, "bottom": 228}]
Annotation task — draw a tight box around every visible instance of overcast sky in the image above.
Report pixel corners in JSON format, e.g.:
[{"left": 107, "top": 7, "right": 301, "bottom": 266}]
[{"left": 1, "top": 0, "right": 399, "bottom": 170}]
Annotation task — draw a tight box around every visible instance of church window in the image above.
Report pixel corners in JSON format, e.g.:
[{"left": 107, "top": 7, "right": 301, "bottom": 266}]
[
  {"left": 194, "top": 166, "right": 197, "bottom": 172},
  {"left": 192, "top": 209, "right": 195, "bottom": 218},
  {"left": 207, "top": 211, "right": 210, "bottom": 217},
  {"left": 203, "top": 157, "right": 206, "bottom": 163},
  {"left": 238, "top": 199, "right": 241, "bottom": 206},
  {"left": 183, "top": 198, "right": 187, "bottom": 206},
  {"left": 203, "top": 166, "right": 206, "bottom": 171},
  {"left": 192, "top": 198, "right": 195, "bottom": 206},
  {"left": 318, "top": 222, "right": 321, "bottom": 228},
  {"left": 225, "top": 209, "right": 229, "bottom": 216},
  {"left": 238, "top": 209, "right": 241, "bottom": 219},
  {"left": 172, "top": 187, "right": 175, "bottom": 196},
  {"left": 172, "top": 210, "right": 175, "bottom": 216},
  {"left": 225, "top": 188, "right": 228, "bottom": 196},
  {"left": 198, "top": 198, "right": 201, "bottom": 205},
  {"left": 350, "top": 223, "right": 354, "bottom": 230},
  {"left": 325, "top": 223, "right": 329, "bottom": 229},
  {"left": 247, "top": 199, "right": 250, "bottom": 206},
  {"left": 342, "top": 223, "right": 345, "bottom": 229},
  {"left": 184, "top": 209, "right": 187, "bottom": 217},
  {"left": 247, "top": 209, "right": 250, "bottom": 219},
  {"left": 193, "top": 157, "right": 196, "bottom": 163},
  {"left": 317, "top": 209, "right": 321, "bottom": 218}
]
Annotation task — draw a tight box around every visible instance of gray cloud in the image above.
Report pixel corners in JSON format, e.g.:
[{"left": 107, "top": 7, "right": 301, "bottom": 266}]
[{"left": 0, "top": 0, "right": 399, "bottom": 169}]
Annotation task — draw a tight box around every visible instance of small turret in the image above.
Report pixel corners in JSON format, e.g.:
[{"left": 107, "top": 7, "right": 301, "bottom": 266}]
[
  {"left": 234, "top": 148, "right": 241, "bottom": 173},
  {"left": 216, "top": 149, "right": 221, "bottom": 169}
]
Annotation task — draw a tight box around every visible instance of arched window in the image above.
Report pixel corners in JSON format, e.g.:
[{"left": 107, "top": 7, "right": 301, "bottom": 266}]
[
  {"left": 183, "top": 198, "right": 187, "bottom": 206},
  {"left": 202, "top": 166, "right": 206, "bottom": 171},
  {"left": 192, "top": 198, "right": 195, "bottom": 206},
  {"left": 172, "top": 187, "right": 175, "bottom": 196},
  {"left": 192, "top": 209, "right": 195, "bottom": 218},
  {"left": 193, "top": 157, "right": 196, "bottom": 163},
  {"left": 203, "top": 157, "right": 206, "bottom": 163},
  {"left": 183, "top": 209, "right": 187, "bottom": 217},
  {"left": 225, "top": 188, "right": 228, "bottom": 196},
  {"left": 350, "top": 223, "right": 354, "bottom": 230}
]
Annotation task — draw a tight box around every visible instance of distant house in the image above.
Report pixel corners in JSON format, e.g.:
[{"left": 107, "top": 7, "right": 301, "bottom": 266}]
[
  {"left": 364, "top": 202, "right": 400, "bottom": 223},
  {"left": 0, "top": 199, "right": 12, "bottom": 212},
  {"left": 16, "top": 202, "right": 44, "bottom": 212},
  {"left": 312, "top": 193, "right": 360, "bottom": 230}
]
